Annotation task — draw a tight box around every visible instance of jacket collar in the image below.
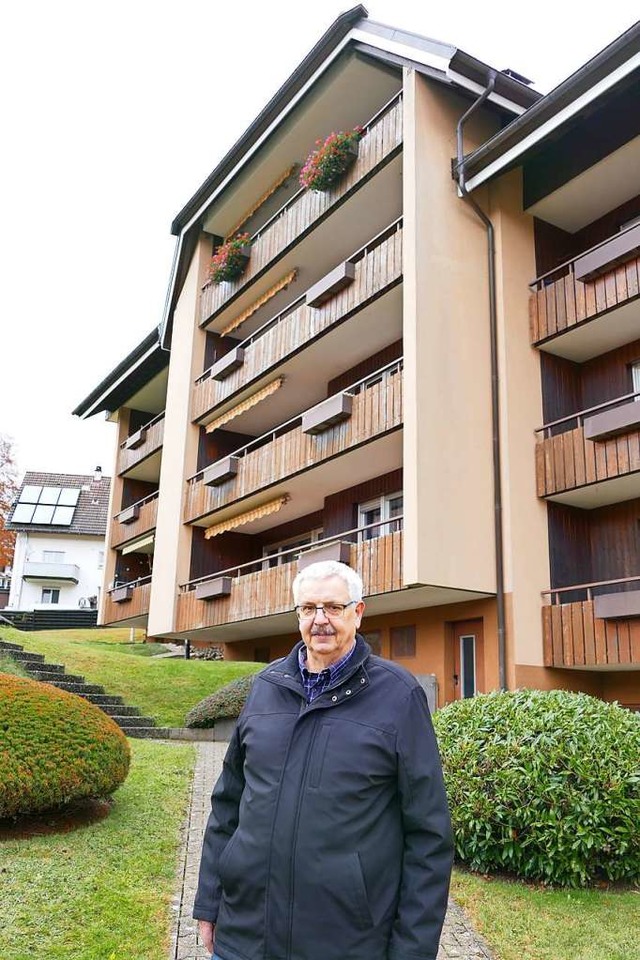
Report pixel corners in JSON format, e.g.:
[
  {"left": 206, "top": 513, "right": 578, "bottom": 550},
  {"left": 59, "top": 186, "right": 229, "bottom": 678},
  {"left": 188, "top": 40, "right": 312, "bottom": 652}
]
[{"left": 264, "top": 634, "right": 371, "bottom": 704}]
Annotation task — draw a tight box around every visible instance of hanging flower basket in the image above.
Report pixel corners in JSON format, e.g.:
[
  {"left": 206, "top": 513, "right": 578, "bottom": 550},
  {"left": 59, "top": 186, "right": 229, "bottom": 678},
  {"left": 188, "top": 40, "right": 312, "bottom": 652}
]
[
  {"left": 299, "top": 127, "right": 363, "bottom": 193},
  {"left": 208, "top": 233, "right": 252, "bottom": 284}
]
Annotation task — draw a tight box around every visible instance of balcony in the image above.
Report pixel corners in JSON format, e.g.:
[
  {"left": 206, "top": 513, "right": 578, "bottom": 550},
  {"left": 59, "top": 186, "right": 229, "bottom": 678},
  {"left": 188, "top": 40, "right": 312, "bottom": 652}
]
[
  {"left": 535, "top": 393, "right": 640, "bottom": 507},
  {"left": 22, "top": 562, "right": 80, "bottom": 583},
  {"left": 529, "top": 225, "right": 640, "bottom": 362},
  {"left": 199, "top": 93, "right": 403, "bottom": 326},
  {"left": 103, "top": 577, "right": 151, "bottom": 625},
  {"left": 193, "top": 219, "right": 403, "bottom": 424},
  {"left": 184, "top": 360, "right": 403, "bottom": 526},
  {"left": 176, "top": 524, "right": 403, "bottom": 636},
  {"left": 110, "top": 493, "right": 159, "bottom": 549},
  {"left": 542, "top": 577, "right": 640, "bottom": 668},
  {"left": 117, "top": 412, "right": 165, "bottom": 479}
]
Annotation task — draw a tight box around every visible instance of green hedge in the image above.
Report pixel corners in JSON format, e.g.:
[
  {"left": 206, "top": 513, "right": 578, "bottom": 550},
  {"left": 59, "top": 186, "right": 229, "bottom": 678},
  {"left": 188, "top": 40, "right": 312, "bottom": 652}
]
[
  {"left": 185, "top": 674, "right": 256, "bottom": 727},
  {"left": 432, "top": 689, "right": 640, "bottom": 887},
  {"left": 0, "top": 673, "right": 131, "bottom": 819}
]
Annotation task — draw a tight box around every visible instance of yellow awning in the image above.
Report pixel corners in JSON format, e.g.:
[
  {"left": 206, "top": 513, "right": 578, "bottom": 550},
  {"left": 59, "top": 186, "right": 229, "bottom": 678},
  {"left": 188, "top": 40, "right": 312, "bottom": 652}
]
[
  {"left": 204, "top": 495, "right": 289, "bottom": 539},
  {"left": 205, "top": 378, "right": 284, "bottom": 433},
  {"left": 121, "top": 534, "right": 154, "bottom": 555},
  {"left": 221, "top": 269, "right": 297, "bottom": 336},
  {"left": 225, "top": 164, "right": 297, "bottom": 239}
]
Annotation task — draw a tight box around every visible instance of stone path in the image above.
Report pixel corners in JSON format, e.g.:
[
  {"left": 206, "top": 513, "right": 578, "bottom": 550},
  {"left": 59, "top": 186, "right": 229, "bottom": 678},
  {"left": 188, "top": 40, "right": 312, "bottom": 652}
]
[{"left": 169, "top": 742, "right": 494, "bottom": 960}]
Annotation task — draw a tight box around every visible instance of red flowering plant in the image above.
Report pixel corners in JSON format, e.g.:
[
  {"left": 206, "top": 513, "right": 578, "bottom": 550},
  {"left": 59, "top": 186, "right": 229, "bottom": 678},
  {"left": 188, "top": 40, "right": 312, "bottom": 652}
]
[
  {"left": 208, "top": 233, "right": 251, "bottom": 284},
  {"left": 299, "top": 127, "right": 363, "bottom": 192}
]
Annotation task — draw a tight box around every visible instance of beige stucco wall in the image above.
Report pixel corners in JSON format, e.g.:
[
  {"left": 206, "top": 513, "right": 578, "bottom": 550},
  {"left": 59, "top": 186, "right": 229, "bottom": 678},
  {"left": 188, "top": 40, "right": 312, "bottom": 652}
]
[
  {"left": 98, "top": 410, "right": 129, "bottom": 625},
  {"left": 490, "top": 168, "right": 550, "bottom": 670},
  {"left": 147, "top": 236, "right": 211, "bottom": 636},
  {"left": 402, "top": 70, "right": 498, "bottom": 594}
]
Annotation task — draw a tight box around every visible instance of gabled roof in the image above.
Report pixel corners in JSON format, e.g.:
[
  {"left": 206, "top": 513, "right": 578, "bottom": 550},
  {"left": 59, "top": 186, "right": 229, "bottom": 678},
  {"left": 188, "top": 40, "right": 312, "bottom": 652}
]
[
  {"left": 7, "top": 471, "right": 111, "bottom": 538},
  {"left": 73, "top": 326, "right": 168, "bottom": 419}
]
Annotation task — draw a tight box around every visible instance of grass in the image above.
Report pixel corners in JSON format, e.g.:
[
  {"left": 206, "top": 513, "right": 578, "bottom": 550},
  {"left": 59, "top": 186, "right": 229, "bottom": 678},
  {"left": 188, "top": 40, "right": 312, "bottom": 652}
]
[
  {"left": 0, "top": 739, "right": 195, "bottom": 960},
  {"left": 0, "top": 626, "right": 263, "bottom": 727},
  {"left": 451, "top": 868, "right": 640, "bottom": 960}
]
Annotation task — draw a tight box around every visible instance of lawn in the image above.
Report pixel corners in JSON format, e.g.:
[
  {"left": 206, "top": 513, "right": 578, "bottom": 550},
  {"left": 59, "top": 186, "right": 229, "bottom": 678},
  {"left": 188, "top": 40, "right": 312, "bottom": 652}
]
[
  {"left": 0, "top": 626, "right": 263, "bottom": 727},
  {"left": 451, "top": 868, "right": 640, "bottom": 960},
  {"left": 0, "top": 739, "right": 195, "bottom": 960}
]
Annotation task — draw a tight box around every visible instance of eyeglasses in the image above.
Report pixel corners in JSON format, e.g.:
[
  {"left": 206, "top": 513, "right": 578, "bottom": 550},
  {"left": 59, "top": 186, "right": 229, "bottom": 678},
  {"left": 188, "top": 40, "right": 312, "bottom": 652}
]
[{"left": 295, "top": 601, "right": 357, "bottom": 620}]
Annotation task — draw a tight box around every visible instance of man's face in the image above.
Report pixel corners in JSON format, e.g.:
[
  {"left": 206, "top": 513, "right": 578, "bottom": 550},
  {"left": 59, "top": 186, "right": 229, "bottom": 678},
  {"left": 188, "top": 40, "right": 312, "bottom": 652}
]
[{"left": 296, "top": 575, "right": 365, "bottom": 666}]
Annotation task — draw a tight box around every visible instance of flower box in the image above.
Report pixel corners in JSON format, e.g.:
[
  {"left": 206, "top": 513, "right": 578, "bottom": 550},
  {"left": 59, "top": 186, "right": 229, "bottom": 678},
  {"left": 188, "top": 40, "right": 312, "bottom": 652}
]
[
  {"left": 299, "top": 129, "right": 362, "bottom": 193},
  {"left": 208, "top": 234, "right": 252, "bottom": 285}
]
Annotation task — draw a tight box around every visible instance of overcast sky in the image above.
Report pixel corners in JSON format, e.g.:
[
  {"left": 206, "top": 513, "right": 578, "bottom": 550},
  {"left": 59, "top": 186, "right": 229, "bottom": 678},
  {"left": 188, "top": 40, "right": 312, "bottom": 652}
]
[{"left": 3, "top": 0, "right": 639, "bottom": 480}]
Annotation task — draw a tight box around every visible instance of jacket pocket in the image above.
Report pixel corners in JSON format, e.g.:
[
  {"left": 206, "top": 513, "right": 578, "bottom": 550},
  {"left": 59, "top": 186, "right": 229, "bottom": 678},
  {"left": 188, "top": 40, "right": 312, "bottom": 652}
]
[
  {"left": 307, "top": 723, "right": 331, "bottom": 788},
  {"left": 345, "top": 852, "right": 374, "bottom": 931}
]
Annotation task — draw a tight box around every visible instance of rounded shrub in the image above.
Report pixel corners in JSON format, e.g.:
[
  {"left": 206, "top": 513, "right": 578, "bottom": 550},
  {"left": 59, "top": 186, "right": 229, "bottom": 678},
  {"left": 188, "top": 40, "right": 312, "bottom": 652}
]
[
  {"left": 185, "top": 674, "right": 256, "bottom": 728},
  {"left": 432, "top": 689, "right": 640, "bottom": 887},
  {"left": 0, "top": 673, "right": 131, "bottom": 819}
]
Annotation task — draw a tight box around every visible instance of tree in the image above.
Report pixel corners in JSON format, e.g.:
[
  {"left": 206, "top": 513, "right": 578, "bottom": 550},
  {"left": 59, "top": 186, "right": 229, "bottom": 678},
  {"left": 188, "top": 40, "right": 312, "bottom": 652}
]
[{"left": 0, "top": 435, "right": 18, "bottom": 567}]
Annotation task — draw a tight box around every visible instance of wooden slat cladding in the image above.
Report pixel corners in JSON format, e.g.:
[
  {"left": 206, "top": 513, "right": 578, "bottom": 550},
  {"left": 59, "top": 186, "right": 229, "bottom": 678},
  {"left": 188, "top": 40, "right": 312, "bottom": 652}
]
[
  {"left": 542, "top": 599, "right": 640, "bottom": 667},
  {"left": 199, "top": 97, "right": 403, "bottom": 325},
  {"left": 530, "top": 254, "right": 640, "bottom": 344},
  {"left": 193, "top": 225, "right": 403, "bottom": 422},
  {"left": 536, "top": 425, "right": 640, "bottom": 496},
  {"left": 103, "top": 581, "right": 151, "bottom": 624},
  {"left": 117, "top": 416, "right": 165, "bottom": 475},
  {"left": 185, "top": 370, "right": 403, "bottom": 523},
  {"left": 176, "top": 532, "right": 402, "bottom": 633},
  {"left": 110, "top": 496, "right": 158, "bottom": 549}
]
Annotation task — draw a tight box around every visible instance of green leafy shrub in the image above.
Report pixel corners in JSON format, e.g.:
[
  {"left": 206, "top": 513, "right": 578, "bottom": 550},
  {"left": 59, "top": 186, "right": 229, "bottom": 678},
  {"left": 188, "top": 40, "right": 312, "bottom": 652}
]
[
  {"left": 432, "top": 689, "right": 640, "bottom": 887},
  {"left": 0, "top": 673, "right": 131, "bottom": 819},
  {"left": 185, "top": 673, "right": 256, "bottom": 728}
]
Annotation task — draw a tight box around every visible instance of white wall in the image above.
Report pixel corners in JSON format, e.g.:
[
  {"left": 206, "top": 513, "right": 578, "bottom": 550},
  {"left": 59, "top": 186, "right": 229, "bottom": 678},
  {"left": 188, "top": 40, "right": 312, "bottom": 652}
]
[{"left": 7, "top": 532, "right": 106, "bottom": 611}]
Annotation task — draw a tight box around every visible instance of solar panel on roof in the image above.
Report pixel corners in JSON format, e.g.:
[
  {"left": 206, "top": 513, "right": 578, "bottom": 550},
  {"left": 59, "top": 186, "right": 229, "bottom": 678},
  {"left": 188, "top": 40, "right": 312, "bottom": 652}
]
[
  {"left": 20, "top": 485, "right": 42, "bottom": 503},
  {"left": 12, "top": 485, "right": 81, "bottom": 525}
]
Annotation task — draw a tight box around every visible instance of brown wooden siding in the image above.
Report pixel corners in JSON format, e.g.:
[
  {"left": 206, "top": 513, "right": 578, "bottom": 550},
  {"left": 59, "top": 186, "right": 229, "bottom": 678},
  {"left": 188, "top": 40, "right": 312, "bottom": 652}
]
[
  {"left": 542, "top": 599, "right": 640, "bottom": 667},
  {"left": 110, "top": 495, "right": 158, "bottom": 548},
  {"left": 193, "top": 223, "right": 403, "bottom": 422},
  {"left": 530, "top": 254, "right": 640, "bottom": 345},
  {"left": 185, "top": 368, "right": 403, "bottom": 523},
  {"left": 116, "top": 415, "right": 164, "bottom": 475},
  {"left": 536, "top": 425, "right": 640, "bottom": 496},
  {"left": 103, "top": 580, "right": 151, "bottom": 624},
  {"left": 198, "top": 96, "right": 403, "bottom": 325},
  {"left": 176, "top": 531, "right": 402, "bottom": 633},
  {"left": 324, "top": 470, "right": 403, "bottom": 537},
  {"left": 327, "top": 341, "right": 403, "bottom": 396}
]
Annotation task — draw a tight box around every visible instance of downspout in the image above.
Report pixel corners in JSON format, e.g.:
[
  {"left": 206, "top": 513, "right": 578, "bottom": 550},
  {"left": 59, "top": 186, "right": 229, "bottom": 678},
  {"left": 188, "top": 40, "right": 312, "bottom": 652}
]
[{"left": 454, "top": 72, "right": 507, "bottom": 690}]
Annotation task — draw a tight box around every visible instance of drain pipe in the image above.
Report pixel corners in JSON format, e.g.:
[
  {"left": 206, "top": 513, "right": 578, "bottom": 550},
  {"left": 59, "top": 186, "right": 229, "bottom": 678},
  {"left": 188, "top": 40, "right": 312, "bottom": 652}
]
[{"left": 454, "top": 72, "right": 507, "bottom": 691}]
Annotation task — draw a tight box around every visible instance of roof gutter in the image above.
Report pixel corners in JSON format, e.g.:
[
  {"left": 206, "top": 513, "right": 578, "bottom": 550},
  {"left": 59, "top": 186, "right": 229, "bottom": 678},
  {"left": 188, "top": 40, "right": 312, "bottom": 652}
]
[{"left": 454, "top": 71, "right": 507, "bottom": 692}]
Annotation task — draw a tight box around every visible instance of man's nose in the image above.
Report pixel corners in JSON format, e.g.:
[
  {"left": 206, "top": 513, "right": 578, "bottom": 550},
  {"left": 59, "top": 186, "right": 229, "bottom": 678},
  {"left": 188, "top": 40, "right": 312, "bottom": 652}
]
[{"left": 313, "top": 606, "right": 329, "bottom": 622}]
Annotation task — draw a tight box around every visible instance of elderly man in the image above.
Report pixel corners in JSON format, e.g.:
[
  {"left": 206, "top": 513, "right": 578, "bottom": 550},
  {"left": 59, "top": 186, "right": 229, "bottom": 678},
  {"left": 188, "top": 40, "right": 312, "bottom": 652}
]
[{"left": 194, "top": 559, "right": 453, "bottom": 960}]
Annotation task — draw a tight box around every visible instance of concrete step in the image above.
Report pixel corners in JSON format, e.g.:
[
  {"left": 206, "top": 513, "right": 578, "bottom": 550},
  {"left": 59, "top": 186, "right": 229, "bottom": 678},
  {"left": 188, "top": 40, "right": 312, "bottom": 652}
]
[
  {"left": 0, "top": 640, "right": 25, "bottom": 652},
  {"left": 78, "top": 692, "right": 125, "bottom": 706},
  {"left": 28, "top": 670, "right": 86, "bottom": 684},
  {"left": 126, "top": 727, "right": 173, "bottom": 739},
  {"left": 110, "top": 715, "right": 157, "bottom": 729},
  {"left": 98, "top": 703, "right": 142, "bottom": 717},
  {"left": 43, "top": 680, "right": 105, "bottom": 695},
  {"left": 5, "top": 650, "right": 45, "bottom": 663},
  {"left": 22, "top": 661, "right": 66, "bottom": 674}
]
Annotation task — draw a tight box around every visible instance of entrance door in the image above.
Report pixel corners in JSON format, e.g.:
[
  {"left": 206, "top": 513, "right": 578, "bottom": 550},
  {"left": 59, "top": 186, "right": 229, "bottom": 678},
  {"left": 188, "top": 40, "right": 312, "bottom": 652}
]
[{"left": 451, "top": 619, "right": 484, "bottom": 700}]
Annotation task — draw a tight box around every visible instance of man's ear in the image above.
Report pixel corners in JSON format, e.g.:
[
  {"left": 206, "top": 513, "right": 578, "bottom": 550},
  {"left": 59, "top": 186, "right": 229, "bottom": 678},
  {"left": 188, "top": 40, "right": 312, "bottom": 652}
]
[{"left": 355, "top": 601, "right": 366, "bottom": 626}]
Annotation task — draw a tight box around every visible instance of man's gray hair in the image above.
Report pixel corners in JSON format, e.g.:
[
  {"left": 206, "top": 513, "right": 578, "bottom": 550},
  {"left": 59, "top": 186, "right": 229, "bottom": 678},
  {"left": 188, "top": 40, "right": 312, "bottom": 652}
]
[{"left": 292, "top": 560, "right": 363, "bottom": 604}]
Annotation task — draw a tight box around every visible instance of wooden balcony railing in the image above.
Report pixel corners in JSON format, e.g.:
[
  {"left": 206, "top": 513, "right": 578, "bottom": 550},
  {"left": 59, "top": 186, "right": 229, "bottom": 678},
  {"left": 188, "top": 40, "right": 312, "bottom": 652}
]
[
  {"left": 542, "top": 577, "right": 640, "bottom": 667},
  {"left": 110, "top": 493, "right": 159, "bottom": 549},
  {"left": 529, "top": 228, "right": 640, "bottom": 345},
  {"left": 103, "top": 577, "right": 151, "bottom": 624},
  {"left": 117, "top": 412, "right": 165, "bottom": 476},
  {"left": 176, "top": 524, "right": 403, "bottom": 634},
  {"left": 199, "top": 93, "right": 403, "bottom": 325},
  {"left": 193, "top": 219, "right": 403, "bottom": 422},
  {"left": 535, "top": 419, "right": 640, "bottom": 497},
  {"left": 185, "top": 360, "right": 403, "bottom": 524}
]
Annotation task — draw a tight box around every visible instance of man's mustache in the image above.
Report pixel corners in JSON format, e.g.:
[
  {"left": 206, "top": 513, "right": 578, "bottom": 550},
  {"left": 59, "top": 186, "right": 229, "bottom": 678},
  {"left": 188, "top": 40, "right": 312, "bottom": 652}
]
[{"left": 310, "top": 626, "right": 336, "bottom": 636}]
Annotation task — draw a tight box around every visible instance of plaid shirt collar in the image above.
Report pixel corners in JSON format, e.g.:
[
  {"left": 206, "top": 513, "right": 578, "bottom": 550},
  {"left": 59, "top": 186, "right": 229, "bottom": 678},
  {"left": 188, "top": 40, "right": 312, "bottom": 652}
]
[{"left": 298, "top": 641, "right": 357, "bottom": 703}]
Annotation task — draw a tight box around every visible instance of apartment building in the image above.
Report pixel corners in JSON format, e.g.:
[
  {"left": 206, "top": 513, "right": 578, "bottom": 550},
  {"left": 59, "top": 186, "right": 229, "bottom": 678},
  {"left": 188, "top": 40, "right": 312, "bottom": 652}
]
[{"left": 75, "top": 7, "right": 640, "bottom": 708}]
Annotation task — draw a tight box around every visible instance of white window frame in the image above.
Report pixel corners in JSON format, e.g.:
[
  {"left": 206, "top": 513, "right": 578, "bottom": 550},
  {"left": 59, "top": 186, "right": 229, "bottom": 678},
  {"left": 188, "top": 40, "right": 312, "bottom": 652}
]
[
  {"left": 358, "top": 492, "right": 403, "bottom": 542},
  {"left": 262, "top": 528, "right": 323, "bottom": 569},
  {"left": 43, "top": 550, "right": 65, "bottom": 563},
  {"left": 41, "top": 588, "right": 60, "bottom": 605},
  {"left": 632, "top": 361, "right": 640, "bottom": 400}
]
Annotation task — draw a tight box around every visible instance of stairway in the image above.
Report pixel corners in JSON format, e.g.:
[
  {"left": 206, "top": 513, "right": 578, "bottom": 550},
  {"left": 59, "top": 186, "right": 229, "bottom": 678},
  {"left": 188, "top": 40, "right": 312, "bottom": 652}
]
[{"left": 0, "top": 639, "right": 170, "bottom": 738}]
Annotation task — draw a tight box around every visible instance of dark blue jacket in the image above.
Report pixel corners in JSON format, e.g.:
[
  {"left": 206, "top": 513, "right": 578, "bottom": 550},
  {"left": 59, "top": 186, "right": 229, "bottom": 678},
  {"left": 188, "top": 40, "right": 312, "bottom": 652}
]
[{"left": 193, "top": 635, "right": 453, "bottom": 960}]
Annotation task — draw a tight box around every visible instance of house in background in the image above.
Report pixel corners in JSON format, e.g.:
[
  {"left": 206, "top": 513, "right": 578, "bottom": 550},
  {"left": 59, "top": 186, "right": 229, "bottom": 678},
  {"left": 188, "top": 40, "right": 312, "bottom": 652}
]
[
  {"left": 5, "top": 468, "right": 111, "bottom": 614},
  {"left": 0, "top": 566, "right": 11, "bottom": 609},
  {"left": 74, "top": 6, "right": 640, "bottom": 709}
]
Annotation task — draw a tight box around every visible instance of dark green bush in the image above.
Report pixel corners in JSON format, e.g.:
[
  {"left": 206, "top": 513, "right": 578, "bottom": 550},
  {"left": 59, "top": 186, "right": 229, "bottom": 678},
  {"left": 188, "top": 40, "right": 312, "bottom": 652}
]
[
  {"left": 0, "top": 673, "right": 131, "bottom": 819},
  {"left": 185, "top": 673, "right": 256, "bottom": 728},
  {"left": 432, "top": 689, "right": 640, "bottom": 887}
]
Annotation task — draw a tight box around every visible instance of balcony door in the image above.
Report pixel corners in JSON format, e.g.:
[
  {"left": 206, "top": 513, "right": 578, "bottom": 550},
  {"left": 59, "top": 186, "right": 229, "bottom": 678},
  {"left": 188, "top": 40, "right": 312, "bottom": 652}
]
[{"left": 450, "top": 619, "right": 484, "bottom": 701}]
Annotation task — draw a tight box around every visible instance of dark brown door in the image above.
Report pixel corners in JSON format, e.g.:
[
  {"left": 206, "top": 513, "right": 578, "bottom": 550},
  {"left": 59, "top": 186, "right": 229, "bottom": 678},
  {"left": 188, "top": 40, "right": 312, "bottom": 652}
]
[{"left": 451, "top": 619, "right": 484, "bottom": 700}]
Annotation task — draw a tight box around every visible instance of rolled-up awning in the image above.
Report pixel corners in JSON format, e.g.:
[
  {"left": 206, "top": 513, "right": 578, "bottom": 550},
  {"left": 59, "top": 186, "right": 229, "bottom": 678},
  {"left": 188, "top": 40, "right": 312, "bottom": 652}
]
[
  {"left": 204, "top": 495, "right": 289, "bottom": 539},
  {"left": 205, "top": 377, "right": 284, "bottom": 433},
  {"left": 221, "top": 269, "right": 297, "bottom": 335},
  {"left": 121, "top": 533, "right": 155, "bottom": 555}
]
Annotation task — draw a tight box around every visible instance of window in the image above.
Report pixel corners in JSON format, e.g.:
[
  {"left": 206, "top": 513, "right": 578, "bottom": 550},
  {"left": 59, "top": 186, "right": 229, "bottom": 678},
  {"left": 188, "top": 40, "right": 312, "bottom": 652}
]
[
  {"left": 632, "top": 361, "right": 640, "bottom": 400},
  {"left": 43, "top": 551, "right": 64, "bottom": 563},
  {"left": 390, "top": 625, "right": 416, "bottom": 659},
  {"left": 41, "top": 588, "right": 60, "bottom": 605},
  {"left": 459, "top": 634, "right": 477, "bottom": 698},
  {"left": 620, "top": 215, "right": 640, "bottom": 232},
  {"left": 262, "top": 529, "right": 323, "bottom": 568},
  {"left": 362, "top": 630, "right": 382, "bottom": 655},
  {"left": 97, "top": 550, "right": 105, "bottom": 569},
  {"left": 358, "top": 493, "right": 403, "bottom": 542}
]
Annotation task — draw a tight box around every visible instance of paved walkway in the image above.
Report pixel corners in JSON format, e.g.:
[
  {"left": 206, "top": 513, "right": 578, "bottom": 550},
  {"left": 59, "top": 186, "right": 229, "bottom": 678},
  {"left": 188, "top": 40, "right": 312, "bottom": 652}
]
[{"left": 169, "top": 743, "right": 493, "bottom": 960}]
